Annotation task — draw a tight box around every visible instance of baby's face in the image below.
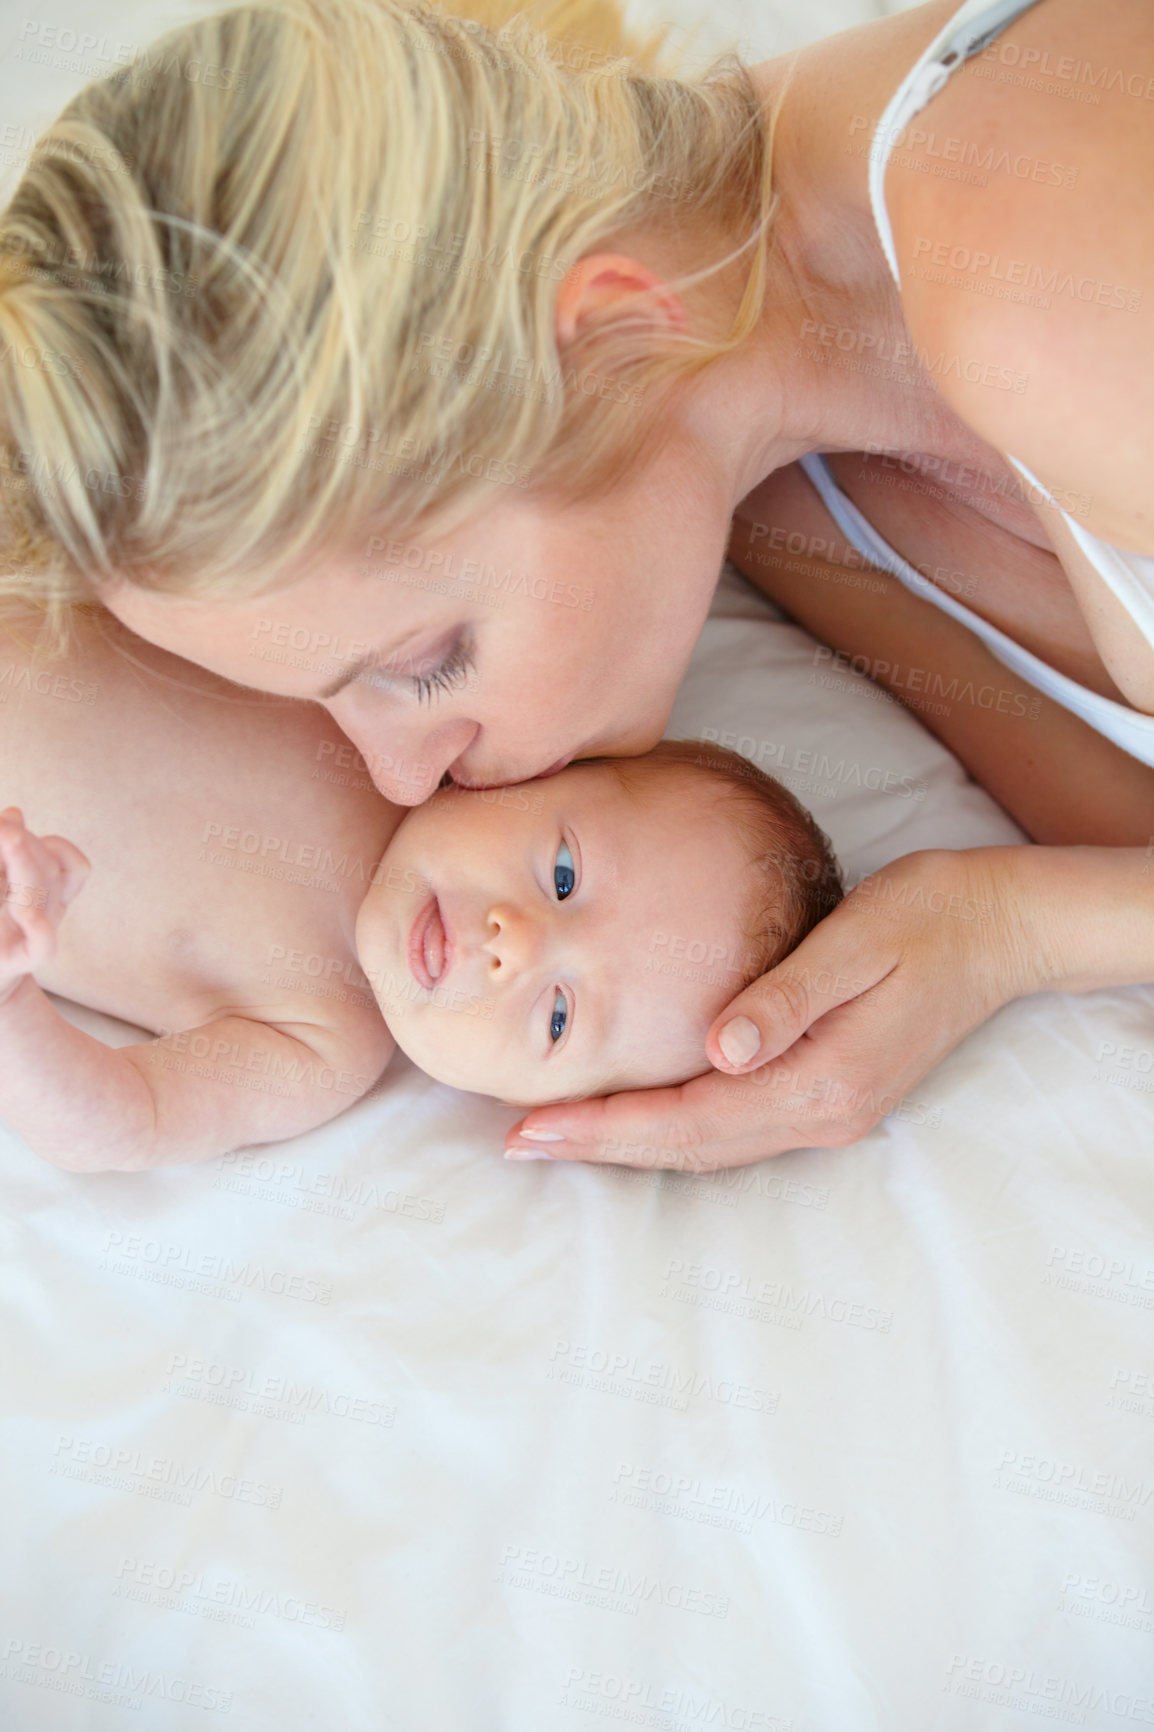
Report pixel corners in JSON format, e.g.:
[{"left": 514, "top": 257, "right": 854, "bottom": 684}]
[{"left": 355, "top": 763, "right": 761, "bottom": 1105}]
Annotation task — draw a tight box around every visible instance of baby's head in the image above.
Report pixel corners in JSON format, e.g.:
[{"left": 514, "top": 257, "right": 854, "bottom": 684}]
[{"left": 355, "top": 741, "right": 842, "bottom": 1106}]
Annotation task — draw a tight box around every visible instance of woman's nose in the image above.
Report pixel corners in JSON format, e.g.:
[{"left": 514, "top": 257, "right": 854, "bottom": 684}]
[
  {"left": 482, "top": 905, "right": 542, "bottom": 976},
  {"left": 328, "top": 706, "right": 480, "bottom": 806}
]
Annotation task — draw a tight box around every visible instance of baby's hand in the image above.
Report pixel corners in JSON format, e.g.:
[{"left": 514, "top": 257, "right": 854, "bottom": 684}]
[{"left": 0, "top": 807, "right": 90, "bottom": 1005}]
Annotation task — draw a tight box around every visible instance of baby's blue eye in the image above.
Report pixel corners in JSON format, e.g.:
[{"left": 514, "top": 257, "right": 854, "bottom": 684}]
[
  {"left": 550, "top": 989, "right": 568, "bottom": 1043},
  {"left": 553, "top": 840, "right": 575, "bottom": 900}
]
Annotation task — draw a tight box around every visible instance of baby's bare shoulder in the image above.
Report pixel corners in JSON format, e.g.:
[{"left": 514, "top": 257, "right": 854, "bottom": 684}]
[{"left": 0, "top": 608, "right": 401, "bottom": 1036}]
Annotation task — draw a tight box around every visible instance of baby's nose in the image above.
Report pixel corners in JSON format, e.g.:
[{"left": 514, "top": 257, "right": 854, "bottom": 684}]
[{"left": 482, "top": 905, "right": 543, "bottom": 975}]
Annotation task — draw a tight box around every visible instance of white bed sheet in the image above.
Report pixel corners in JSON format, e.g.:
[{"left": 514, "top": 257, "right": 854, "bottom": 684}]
[
  {"left": 2, "top": 0, "right": 1153, "bottom": 1727},
  {"left": 3, "top": 563, "right": 1152, "bottom": 1732}
]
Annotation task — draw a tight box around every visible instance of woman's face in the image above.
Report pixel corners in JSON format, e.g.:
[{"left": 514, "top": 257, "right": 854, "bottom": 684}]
[{"left": 101, "top": 455, "right": 731, "bottom": 805}]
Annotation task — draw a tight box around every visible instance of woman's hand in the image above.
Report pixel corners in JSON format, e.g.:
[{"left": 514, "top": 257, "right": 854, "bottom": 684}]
[{"left": 503, "top": 846, "right": 1100, "bottom": 1170}]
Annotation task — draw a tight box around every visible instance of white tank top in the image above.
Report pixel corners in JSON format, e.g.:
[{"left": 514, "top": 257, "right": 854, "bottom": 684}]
[{"left": 806, "top": 0, "right": 1154, "bottom": 767}]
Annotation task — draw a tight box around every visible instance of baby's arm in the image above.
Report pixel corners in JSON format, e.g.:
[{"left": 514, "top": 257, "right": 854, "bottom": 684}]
[{"left": 0, "top": 809, "right": 394, "bottom": 1172}]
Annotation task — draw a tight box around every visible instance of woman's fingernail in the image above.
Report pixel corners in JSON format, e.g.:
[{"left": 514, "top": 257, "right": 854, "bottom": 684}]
[
  {"left": 519, "top": 1127, "right": 565, "bottom": 1142},
  {"left": 505, "top": 1144, "right": 556, "bottom": 1161},
  {"left": 718, "top": 1015, "right": 761, "bottom": 1067}
]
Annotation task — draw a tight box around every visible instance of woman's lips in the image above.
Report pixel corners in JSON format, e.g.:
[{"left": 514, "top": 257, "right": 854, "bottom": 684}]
[
  {"left": 537, "top": 753, "right": 574, "bottom": 779},
  {"left": 408, "top": 893, "right": 452, "bottom": 990},
  {"left": 452, "top": 752, "right": 574, "bottom": 791}
]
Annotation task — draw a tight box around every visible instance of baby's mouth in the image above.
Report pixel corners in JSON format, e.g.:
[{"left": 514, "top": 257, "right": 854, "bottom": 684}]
[{"left": 408, "top": 893, "right": 452, "bottom": 990}]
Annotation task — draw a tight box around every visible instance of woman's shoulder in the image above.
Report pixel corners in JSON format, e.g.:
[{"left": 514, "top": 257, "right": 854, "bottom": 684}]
[{"left": 884, "top": 0, "right": 1154, "bottom": 553}]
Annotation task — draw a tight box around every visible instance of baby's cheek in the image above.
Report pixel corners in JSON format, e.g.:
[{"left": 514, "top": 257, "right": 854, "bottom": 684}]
[
  {"left": 385, "top": 999, "right": 506, "bottom": 1096},
  {"left": 353, "top": 885, "right": 393, "bottom": 977}
]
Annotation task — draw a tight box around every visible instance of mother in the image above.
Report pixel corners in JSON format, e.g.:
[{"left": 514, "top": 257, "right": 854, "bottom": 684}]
[{"left": 1, "top": 0, "right": 1152, "bottom": 1166}]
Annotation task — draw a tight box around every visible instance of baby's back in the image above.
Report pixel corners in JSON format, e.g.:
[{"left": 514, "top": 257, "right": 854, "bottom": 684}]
[{"left": 0, "top": 607, "right": 401, "bottom": 1046}]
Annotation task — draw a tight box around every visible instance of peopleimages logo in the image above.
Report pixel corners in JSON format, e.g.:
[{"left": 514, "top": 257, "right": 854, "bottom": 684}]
[
  {"left": 114, "top": 1558, "right": 348, "bottom": 1632},
  {"left": 611, "top": 1462, "right": 844, "bottom": 1538},
  {"left": 559, "top": 1669, "right": 793, "bottom": 1731},
  {"left": 699, "top": 727, "right": 928, "bottom": 800},
  {"left": 944, "top": 1653, "right": 1154, "bottom": 1723},
  {"left": 547, "top": 1339, "right": 778, "bottom": 1415},
  {"left": 497, "top": 1545, "right": 730, "bottom": 1619},
  {"left": 164, "top": 1351, "right": 395, "bottom": 1428},
  {"left": 49, "top": 1435, "right": 283, "bottom": 1510},
  {"left": 101, "top": 1231, "right": 334, "bottom": 1304},
  {"left": 364, "top": 535, "right": 594, "bottom": 611}
]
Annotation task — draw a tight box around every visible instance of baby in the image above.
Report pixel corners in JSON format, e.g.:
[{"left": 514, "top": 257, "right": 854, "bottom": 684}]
[{"left": 0, "top": 609, "right": 841, "bottom": 1170}]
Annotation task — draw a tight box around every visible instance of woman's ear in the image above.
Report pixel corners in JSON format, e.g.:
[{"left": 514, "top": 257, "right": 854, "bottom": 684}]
[{"left": 554, "top": 253, "right": 690, "bottom": 350}]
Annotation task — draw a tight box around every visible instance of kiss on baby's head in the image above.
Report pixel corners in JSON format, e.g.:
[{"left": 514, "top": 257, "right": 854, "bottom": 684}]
[{"left": 355, "top": 739, "right": 842, "bottom": 1107}]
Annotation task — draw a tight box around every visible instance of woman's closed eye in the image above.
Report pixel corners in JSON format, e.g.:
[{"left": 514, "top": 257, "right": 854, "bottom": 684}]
[
  {"left": 411, "top": 637, "right": 475, "bottom": 704},
  {"left": 359, "top": 635, "right": 476, "bottom": 702}
]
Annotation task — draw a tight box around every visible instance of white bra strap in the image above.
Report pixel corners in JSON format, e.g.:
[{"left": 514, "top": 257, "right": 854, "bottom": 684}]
[
  {"left": 795, "top": 453, "right": 1154, "bottom": 765},
  {"left": 869, "top": 0, "right": 1045, "bottom": 286}
]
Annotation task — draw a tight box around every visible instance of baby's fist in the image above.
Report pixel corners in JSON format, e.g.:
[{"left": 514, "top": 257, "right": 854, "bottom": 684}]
[{"left": 0, "top": 806, "right": 90, "bottom": 1003}]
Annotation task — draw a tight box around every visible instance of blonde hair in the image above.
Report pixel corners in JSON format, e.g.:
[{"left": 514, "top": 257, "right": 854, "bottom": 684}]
[{"left": 0, "top": 0, "right": 787, "bottom": 646}]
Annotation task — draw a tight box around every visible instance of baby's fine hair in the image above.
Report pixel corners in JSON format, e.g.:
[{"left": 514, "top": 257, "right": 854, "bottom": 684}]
[{"left": 580, "top": 737, "right": 844, "bottom": 979}]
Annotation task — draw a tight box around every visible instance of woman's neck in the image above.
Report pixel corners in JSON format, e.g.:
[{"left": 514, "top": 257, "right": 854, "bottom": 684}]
[{"left": 711, "top": 0, "right": 1007, "bottom": 499}]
